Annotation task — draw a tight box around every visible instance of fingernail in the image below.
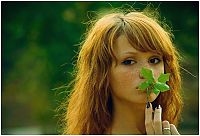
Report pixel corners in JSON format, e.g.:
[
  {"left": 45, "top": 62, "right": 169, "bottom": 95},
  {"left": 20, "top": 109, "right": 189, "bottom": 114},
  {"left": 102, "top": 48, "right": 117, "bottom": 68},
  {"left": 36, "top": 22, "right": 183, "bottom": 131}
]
[
  {"left": 157, "top": 105, "right": 161, "bottom": 109},
  {"left": 146, "top": 102, "right": 150, "bottom": 108}
]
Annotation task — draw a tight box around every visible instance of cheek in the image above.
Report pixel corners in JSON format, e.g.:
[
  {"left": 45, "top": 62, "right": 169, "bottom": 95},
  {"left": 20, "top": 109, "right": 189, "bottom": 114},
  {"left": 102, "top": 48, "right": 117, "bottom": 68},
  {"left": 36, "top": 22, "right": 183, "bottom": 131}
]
[
  {"left": 110, "top": 67, "right": 136, "bottom": 90},
  {"left": 153, "top": 66, "right": 165, "bottom": 79},
  {"left": 112, "top": 70, "right": 132, "bottom": 85}
]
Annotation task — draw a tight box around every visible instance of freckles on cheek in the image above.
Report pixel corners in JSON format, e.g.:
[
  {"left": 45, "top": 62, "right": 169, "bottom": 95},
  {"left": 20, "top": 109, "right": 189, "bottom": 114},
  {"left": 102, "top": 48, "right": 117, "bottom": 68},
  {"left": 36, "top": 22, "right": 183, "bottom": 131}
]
[
  {"left": 117, "top": 70, "right": 134, "bottom": 85},
  {"left": 110, "top": 65, "right": 137, "bottom": 89},
  {"left": 154, "top": 67, "right": 165, "bottom": 79}
]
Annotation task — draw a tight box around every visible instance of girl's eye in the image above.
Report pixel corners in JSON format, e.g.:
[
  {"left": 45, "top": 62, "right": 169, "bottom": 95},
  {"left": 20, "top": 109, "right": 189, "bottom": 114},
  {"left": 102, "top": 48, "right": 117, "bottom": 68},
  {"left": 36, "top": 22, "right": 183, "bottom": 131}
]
[
  {"left": 149, "top": 58, "right": 161, "bottom": 64},
  {"left": 122, "top": 60, "right": 136, "bottom": 65}
]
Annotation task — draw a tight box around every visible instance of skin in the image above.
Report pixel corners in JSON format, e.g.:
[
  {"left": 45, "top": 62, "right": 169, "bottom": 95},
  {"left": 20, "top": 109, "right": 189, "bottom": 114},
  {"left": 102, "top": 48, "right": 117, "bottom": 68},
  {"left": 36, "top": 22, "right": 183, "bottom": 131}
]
[{"left": 108, "top": 35, "right": 180, "bottom": 135}]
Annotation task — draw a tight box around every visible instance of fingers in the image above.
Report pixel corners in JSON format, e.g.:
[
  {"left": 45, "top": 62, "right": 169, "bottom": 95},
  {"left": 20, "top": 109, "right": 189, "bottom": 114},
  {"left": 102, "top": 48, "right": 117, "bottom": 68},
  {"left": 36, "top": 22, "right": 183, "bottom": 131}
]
[
  {"left": 145, "top": 102, "right": 154, "bottom": 135},
  {"left": 170, "top": 124, "right": 180, "bottom": 135},
  {"left": 145, "top": 104, "right": 180, "bottom": 135},
  {"left": 162, "top": 120, "right": 171, "bottom": 135},
  {"left": 153, "top": 105, "right": 162, "bottom": 134}
]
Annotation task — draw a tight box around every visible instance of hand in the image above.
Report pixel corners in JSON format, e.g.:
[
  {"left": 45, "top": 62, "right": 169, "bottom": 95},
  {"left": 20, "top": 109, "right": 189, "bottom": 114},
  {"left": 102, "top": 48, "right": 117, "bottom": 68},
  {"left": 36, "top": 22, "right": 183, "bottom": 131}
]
[{"left": 145, "top": 102, "right": 180, "bottom": 135}]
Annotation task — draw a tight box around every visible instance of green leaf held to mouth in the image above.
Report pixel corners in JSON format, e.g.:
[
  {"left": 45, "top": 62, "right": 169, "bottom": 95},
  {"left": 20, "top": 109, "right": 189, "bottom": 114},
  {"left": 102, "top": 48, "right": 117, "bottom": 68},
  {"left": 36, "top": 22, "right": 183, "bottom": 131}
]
[
  {"left": 140, "top": 67, "right": 154, "bottom": 83},
  {"left": 138, "top": 67, "right": 170, "bottom": 98}
]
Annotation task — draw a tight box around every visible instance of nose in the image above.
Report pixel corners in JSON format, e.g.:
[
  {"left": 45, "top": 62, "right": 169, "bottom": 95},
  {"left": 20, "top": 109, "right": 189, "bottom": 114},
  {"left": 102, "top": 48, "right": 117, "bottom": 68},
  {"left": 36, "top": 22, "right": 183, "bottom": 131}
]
[
  {"left": 139, "top": 72, "right": 144, "bottom": 79},
  {"left": 138, "top": 63, "right": 151, "bottom": 79}
]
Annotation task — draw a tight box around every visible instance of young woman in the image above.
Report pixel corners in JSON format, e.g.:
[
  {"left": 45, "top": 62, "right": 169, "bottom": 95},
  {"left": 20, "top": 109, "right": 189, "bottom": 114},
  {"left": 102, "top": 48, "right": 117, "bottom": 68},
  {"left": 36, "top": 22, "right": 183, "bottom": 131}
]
[{"left": 63, "top": 8, "right": 183, "bottom": 135}]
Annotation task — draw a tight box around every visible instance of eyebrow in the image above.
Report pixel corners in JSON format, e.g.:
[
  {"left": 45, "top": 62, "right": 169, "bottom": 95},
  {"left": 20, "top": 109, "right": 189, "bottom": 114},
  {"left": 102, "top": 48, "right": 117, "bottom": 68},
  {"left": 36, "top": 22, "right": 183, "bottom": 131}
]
[
  {"left": 120, "top": 51, "right": 162, "bottom": 58},
  {"left": 120, "top": 51, "right": 139, "bottom": 57},
  {"left": 122, "top": 51, "right": 138, "bottom": 55}
]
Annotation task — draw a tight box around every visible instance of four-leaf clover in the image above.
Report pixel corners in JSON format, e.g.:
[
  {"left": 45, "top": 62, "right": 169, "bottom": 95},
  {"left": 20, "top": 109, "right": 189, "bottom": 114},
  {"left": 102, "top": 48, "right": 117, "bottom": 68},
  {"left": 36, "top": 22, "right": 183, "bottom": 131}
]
[{"left": 138, "top": 67, "right": 170, "bottom": 98}]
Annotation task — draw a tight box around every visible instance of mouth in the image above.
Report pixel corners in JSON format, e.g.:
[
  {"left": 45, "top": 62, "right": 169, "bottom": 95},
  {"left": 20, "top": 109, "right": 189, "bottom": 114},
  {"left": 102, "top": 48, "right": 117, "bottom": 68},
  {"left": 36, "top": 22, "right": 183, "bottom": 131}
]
[
  {"left": 136, "top": 86, "right": 139, "bottom": 90},
  {"left": 136, "top": 86, "right": 146, "bottom": 93}
]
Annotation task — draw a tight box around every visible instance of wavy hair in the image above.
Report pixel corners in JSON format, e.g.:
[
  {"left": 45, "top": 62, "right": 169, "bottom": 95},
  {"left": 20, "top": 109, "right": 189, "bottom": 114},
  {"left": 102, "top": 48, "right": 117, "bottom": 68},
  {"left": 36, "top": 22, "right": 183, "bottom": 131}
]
[{"left": 63, "top": 8, "right": 183, "bottom": 134}]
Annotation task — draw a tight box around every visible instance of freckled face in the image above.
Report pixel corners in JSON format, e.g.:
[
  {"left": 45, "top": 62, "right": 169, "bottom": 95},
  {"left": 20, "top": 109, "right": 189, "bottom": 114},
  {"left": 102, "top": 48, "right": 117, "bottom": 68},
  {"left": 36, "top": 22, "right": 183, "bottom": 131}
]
[{"left": 109, "top": 35, "right": 164, "bottom": 104}]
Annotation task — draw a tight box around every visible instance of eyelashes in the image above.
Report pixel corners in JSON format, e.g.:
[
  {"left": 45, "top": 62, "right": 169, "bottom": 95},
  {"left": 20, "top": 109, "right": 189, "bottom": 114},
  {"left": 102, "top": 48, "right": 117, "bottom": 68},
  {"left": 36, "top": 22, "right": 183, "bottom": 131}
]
[
  {"left": 122, "top": 57, "right": 162, "bottom": 65},
  {"left": 148, "top": 57, "right": 161, "bottom": 64},
  {"left": 122, "top": 59, "right": 136, "bottom": 65}
]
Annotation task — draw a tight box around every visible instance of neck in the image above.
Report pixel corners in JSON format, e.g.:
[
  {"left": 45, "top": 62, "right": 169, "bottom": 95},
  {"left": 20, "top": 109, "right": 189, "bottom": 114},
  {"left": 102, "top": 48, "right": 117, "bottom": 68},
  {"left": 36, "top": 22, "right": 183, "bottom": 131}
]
[{"left": 109, "top": 97, "right": 146, "bottom": 134}]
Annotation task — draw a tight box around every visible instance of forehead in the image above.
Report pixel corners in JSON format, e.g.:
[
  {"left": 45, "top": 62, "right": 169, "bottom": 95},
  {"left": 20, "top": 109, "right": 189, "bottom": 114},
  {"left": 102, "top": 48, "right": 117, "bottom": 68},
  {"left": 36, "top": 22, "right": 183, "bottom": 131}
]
[
  {"left": 113, "top": 35, "right": 161, "bottom": 57},
  {"left": 114, "top": 35, "right": 137, "bottom": 54}
]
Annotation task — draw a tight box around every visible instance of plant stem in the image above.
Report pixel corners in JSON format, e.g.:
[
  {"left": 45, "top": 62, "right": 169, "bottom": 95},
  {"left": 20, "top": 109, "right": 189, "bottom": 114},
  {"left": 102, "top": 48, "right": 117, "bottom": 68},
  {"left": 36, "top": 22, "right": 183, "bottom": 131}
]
[{"left": 146, "top": 88, "right": 149, "bottom": 103}]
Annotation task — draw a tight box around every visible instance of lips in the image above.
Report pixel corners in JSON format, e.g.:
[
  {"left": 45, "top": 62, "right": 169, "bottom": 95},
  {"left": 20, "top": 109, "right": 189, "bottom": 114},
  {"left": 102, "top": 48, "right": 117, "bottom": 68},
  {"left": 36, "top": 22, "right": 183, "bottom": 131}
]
[
  {"left": 136, "top": 86, "right": 143, "bottom": 90},
  {"left": 136, "top": 86, "right": 147, "bottom": 94}
]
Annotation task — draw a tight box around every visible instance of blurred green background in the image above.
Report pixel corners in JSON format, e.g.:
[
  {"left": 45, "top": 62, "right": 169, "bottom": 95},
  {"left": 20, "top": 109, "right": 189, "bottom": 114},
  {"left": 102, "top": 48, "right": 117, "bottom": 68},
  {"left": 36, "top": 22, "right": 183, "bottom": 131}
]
[{"left": 2, "top": 1, "right": 199, "bottom": 134}]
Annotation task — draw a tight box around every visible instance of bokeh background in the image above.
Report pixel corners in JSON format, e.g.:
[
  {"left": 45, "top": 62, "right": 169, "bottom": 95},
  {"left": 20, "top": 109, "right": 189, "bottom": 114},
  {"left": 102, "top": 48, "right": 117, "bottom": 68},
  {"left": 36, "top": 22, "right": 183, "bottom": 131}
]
[{"left": 2, "top": 1, "right": 199, "bottom": 134}]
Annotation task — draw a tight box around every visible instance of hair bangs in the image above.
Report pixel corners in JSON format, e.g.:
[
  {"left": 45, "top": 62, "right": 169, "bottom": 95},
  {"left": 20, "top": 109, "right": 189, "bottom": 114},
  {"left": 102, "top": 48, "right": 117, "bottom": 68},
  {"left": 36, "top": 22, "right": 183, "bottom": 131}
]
[
  {"left": 122, "top": 15, "right": 173, "bottom": 59},
  {"left": 104, "top": 20, "right": 125, "bottom": 65}
]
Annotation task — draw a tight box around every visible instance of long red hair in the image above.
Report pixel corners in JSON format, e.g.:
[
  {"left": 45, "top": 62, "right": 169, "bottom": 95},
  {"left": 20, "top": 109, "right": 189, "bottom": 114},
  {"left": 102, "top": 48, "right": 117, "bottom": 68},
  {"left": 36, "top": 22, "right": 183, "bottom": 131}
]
[{"left": 63, "top": 8, "right": 183, "bottom": 134}]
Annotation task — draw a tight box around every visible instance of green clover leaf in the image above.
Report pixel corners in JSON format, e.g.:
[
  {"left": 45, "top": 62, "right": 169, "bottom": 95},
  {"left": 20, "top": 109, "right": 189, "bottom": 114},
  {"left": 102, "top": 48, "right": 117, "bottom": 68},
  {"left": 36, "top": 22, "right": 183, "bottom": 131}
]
[
  {"left": 140, "top": 67, "right": 154, "bottom": 83},
  {"left": 154, "top": 82, "right": 170, "bottom": 92},
  {"left": 153, "top": 87, "right": 160, "bottom": 95},
  {"left": 138, "top": 67, "right": 170, "bottom": 98},
  {"left": 158, "top": 73, "right": 170, "bottom": 83},
  {"left": 138, "top": 81, "right": 150, "bottom": 91}
]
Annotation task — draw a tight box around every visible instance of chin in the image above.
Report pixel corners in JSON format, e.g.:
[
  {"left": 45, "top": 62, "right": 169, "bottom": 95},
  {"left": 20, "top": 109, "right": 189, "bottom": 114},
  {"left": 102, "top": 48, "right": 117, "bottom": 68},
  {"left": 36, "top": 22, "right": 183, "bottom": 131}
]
[{"left": 148, "top": 92, "right": 159, "bottom": 102}]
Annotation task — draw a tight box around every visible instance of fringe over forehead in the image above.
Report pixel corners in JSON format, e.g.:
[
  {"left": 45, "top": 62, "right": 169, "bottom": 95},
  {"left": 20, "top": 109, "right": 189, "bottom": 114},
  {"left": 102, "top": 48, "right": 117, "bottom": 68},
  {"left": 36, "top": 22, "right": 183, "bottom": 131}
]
[{"left": 91, "top": 11, "right": 175, "bottom": 63}]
